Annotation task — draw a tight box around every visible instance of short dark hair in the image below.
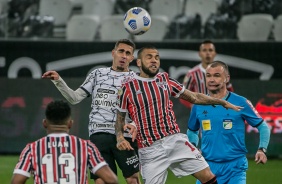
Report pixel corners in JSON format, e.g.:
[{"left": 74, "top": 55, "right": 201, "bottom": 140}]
[
  {"left": 199, "top": 40, "right": 215, "bottom": 50},
  {"left": 208, "top": 60, "right": 230, "bottom": 75},
  {"left": 114, "top": 39, "right": 136, "bottom": 51},
  {"left": 45, "top": 100, "right": 71, "bottom": 125},
  {"left": 137, "top": 45, "right": 157, "bottom": 59}
]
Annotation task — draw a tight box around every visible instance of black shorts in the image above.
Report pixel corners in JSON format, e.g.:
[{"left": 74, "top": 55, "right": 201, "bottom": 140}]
[{"left": 90, "top": 133, "right": 139, "bottom": 180}]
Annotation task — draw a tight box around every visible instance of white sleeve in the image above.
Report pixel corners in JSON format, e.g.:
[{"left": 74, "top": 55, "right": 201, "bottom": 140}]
[{"left": 51, "top": 77, "right": 88, "bottom": 104}]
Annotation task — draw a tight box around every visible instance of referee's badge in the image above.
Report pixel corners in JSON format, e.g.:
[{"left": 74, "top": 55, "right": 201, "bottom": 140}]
[
  {"left": 223, "top": 119, "right": 232, "bottom": 129},
  {"left": 202, "top": 120, "right": 211, "bottom": 131}
]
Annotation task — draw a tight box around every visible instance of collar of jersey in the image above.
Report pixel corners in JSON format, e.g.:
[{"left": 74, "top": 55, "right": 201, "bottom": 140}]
[
  {"left": 47, "top": 133, "right": 69, "bottom": 137},
  {"left": 135, "top": 73, "right": 157, "bottom": 81}
]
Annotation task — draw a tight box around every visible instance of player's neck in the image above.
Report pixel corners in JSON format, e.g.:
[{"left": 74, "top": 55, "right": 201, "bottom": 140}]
[
  {"left": 47, "top": 125, "right": 70, "bottom": 134},
  {"left": 201, "top": 63, "right": 208, "bottom": 69},
  {"left": 111, "top": 66, "right": 129, "bottom": 72}
]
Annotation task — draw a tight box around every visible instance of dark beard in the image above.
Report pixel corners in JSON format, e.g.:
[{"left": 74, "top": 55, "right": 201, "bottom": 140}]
[
  {"left": 141, "top": 63, "right": 159, "bottom": 77},
  {"left": 116, "top": 66, "right": 125, "bottom": 71}
]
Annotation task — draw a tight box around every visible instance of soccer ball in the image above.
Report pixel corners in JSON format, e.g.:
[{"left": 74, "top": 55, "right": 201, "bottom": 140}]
[{"left": 123, "top": 7, "right": 151, "bottom": 35}]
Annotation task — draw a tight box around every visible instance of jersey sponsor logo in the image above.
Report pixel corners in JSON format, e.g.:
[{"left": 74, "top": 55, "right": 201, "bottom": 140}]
[
  {"left": 195, "top": 153, "right": 203, "bottom": 159},
  {"left": 94, "top": 88, "right": 117, "bottom": 108},
  {"left": 94, "top": 99, "right": 117, "bottom": 107},
  {"left": 126, "top": 155, "right": 139, "bottom": 165},
  {"left": 90, "top": 123, "right": 115, "bottom": 129},
  {"left": 223, "top": 119, "right": 233, "bottom": 129},
  {"left": 97, "top": 88, "right": 115, "bottom": 94},
  {"left": 202, "top": 120, "right": 211, "bottom": 131}
]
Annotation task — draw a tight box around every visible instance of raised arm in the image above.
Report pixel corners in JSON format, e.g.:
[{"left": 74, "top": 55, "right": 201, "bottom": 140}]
[
  {"left": 179, "top": 89, "right": 242, "bottom": 111},
  {"left": 42, "top": 71, "right": 87, "bottom": 104},
  {"left": 115, "top": 110, "right": 134, "bottom": 151}
]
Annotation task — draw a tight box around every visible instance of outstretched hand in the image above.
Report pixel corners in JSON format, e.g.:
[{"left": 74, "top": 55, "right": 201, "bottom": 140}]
[
  {"left": 223, "top": 102, "right": 243, "bottom": 111},
  {"left": 42, "top": 71, "right": 60, "bottom": 80}
]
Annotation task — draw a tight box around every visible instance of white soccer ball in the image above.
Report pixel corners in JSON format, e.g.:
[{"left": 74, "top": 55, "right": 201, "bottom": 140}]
[{"left": 123, "top": 7, "right": 151, "bottom": 35}]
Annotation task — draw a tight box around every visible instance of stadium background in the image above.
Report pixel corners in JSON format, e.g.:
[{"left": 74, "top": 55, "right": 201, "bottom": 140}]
[{"left": 0, "top": 0, "right": 282, "bottom": 183}]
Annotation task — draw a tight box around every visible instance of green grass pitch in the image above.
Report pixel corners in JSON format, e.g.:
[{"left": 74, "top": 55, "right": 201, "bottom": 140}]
[{"left": 1, "top": 155, "right": 281, "bottom": 184}]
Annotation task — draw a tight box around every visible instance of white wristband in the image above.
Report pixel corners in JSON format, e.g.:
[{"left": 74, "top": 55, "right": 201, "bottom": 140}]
[{"left": 129, "top": 121, "right": 137, "bottom": 129}]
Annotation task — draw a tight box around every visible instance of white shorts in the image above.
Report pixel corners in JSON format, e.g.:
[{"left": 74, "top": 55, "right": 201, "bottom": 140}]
[{"left": 138, "top": 133, "right": 209, "bottom": 184}]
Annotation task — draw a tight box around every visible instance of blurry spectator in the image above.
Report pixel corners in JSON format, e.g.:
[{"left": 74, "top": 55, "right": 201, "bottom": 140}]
[
  {"left": 164, "top": 13, "right": 202, "bottom": 39},
  {"left": 204, "top": 12, "right": 237, "bottom": 39},
  {"left": 113, "top": 0, "right": 152, "bottom": 14},
  {"left": 7, "top": 0, "right": 54, "bottom": 38}
]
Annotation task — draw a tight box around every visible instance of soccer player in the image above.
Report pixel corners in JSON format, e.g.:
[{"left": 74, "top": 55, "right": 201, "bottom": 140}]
[
  {"left": 180, "top": 40, "right": 234, "bottom": 108},
  {"left": 11, "top": 100, "right": 118, "bottom": 184},
  {"left": 187, "top": 61, "right": 270, "bottom": 184},
  {"left": 42, "top": 39, "right": 140, "bottom": 184},
  {"left": 115, "top": 46, "right": 242, "bottom": 184}
]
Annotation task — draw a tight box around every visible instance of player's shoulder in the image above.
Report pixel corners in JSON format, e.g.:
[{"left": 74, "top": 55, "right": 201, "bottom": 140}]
[
  {"left": 185, "top": 65, "right": 202, "bottom": 77},
  {"left": 229, "top": 92, "right": 247, "bottom": 101},
  {"left": 228, "top": 92, "right": 250, "bottom": 106},
  {"left": 156, "top": 72, "right": 169, "bottom": 78},
  {"left": 87, "top": 67, "right": 110, "bottom": 76},
  {"left": 69, "top": 135, "right": 89, "bottom": 144}
]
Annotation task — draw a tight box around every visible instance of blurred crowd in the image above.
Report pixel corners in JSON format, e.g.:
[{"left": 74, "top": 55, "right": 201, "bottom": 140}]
[{"left": 0, "top": 0, "right": 281, "bottom": 40}]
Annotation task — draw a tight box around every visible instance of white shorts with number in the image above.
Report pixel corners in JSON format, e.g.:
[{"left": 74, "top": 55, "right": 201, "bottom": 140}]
[{"left": 138, "top": 133, "right": 209, "bottom": 184}]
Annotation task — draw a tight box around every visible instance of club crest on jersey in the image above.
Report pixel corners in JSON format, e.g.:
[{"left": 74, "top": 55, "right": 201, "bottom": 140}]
[
  {"left": 118, "top": 88, "right": 123, "bottom": 96},
  {"left": 223, "top": 119, "right": 232, "bottom": 129},
  {"left": 156, "top": 81, "right": 168, "bottom": 90}
]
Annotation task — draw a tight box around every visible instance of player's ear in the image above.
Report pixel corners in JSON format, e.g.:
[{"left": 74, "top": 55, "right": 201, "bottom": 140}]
[
  {"left": 68, "top": 120, "right": 74, "bottom": 129},
  {"left": 225, "top": 75, "right": 230, "bottom": 83},
  {"left": 111, "top": 49, "right": 115, "bottom": 57},
  {"left": 130, "top": 55, "right": 134, "bottom": 63},
  {"left": 43, "top": 119, "right": 48, "bottom": 129},
  {"left": 136, "top": 59, "right": 141, "bottom": 67}
]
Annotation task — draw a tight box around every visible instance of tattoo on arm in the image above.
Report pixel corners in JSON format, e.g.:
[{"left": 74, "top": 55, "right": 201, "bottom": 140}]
[
  {"left": 180, "top": 90, "right": 227, "bottom": 105},
  {"left": 115, "top": 111, "right": 126, "bottom": 142},
  {"left": 179, "top": 90, "right": 197, "bottom": 103}
]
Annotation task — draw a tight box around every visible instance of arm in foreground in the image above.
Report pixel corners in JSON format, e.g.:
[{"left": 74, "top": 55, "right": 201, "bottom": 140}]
[
  {"left": 179, "top": 89, "right": 242, "bottom": 111},
  {"left": 255, "top": 121, "right": 270, "bottom": 164},
  {"left": 115, "top": 110, "right": 134, "bottom": 151},
  {"left": 94, "top": 165, "right": 118, "bottom": 184},
  {"left": 11, "top": 174, "right": 28, "bottom": 184}
]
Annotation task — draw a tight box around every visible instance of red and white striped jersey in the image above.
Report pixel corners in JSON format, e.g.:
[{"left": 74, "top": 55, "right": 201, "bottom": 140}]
[
  {"left": 117, "top": 72, "right": 185, "bottom": 148},
  {"left": 180, "top": 64, "right": 234, "bottom": 108},
  {"left": 13, "top": 133, "right": 107, "bottom": 184}
]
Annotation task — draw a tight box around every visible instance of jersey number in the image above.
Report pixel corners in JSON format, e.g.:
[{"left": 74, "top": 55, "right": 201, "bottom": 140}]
[
  {"left": 185, "top": 141, "right": 196, "bottom": 152},
  {"left": 42, "top": 153, "right": 76, "bottom": 184}
]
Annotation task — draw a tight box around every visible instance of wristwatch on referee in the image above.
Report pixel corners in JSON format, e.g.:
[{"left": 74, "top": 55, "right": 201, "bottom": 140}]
[{"left": 258, "top": 147, "right": 267, "bottom": 154}]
